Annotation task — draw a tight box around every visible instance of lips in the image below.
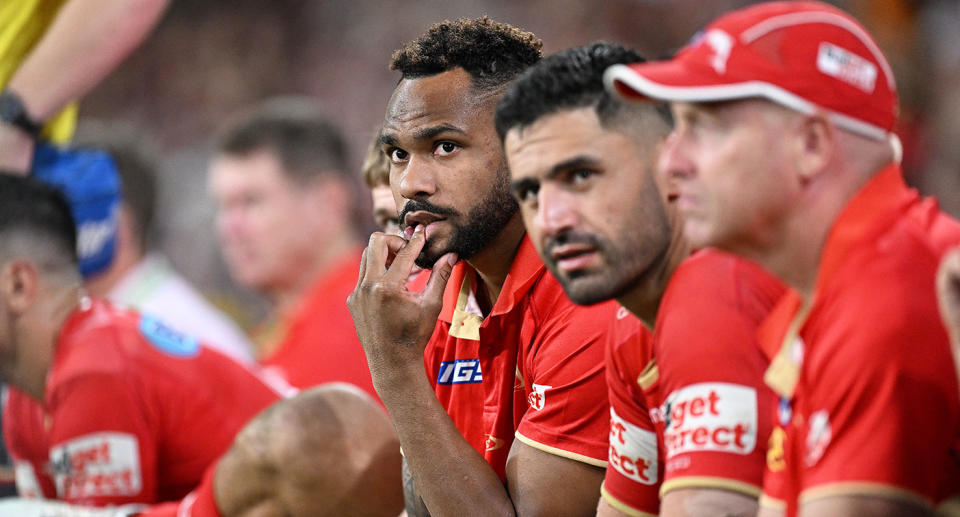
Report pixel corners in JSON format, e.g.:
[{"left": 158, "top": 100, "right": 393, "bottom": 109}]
[
  {"left": 403, "top": 211, "right": 446, "bottom": 239},
  {"left": 549, "top": 243, "right": 598, "bottom": 273}
]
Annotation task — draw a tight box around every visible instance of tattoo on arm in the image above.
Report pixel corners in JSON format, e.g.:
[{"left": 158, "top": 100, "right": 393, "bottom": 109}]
[{"left": 402, "top": 456, "right": 431, "bottom": 517}]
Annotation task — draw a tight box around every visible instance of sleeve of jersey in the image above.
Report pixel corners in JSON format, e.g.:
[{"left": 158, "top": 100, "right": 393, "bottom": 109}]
[
  {"left": 600, "top": 330, "right": 661, "bottom": 517},
  {"left": 46, "top": 372, "right": 158, "bottom": 506},
  {"left": 655, "top": 273, "right": 775, "bottom": 498},
  {"left": 796, "top": 285, "right": 960, "bottom": 507},
  {"left": 514, "top": 300, "right": 611, "bottom": 467}
]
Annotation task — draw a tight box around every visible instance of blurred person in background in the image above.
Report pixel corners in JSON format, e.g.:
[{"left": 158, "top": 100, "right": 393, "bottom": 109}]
[
  {"left": 77, "top": 123, "right": 254, "bottom": 363},
  {"left": 209, "top": 97, "right": 375, "bottom": 395},
  {"left": 0, "top": 174, "right": 283, "bottom": 509},
  {"left": 0, "top": 0, "right": 170, "bottom": 173},
  {"left": 363, "top": 130, "right": 402, "bottom": 236}
]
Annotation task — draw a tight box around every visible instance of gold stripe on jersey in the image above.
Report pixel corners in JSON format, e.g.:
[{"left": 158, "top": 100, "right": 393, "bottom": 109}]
[
  {"left": 636, "top": 359, "right": 658, "bottom": 390},
  {"left": 0, "top": 0, "right": 75, "bottom": 143},
  {"left": 660, "top": 476, "right": 762, "bottom": 499},
  {"left": 799, "top": 481, "right": 932, "bottom": 510},
  {"left": 599, "top": 484, "right": 658, "bottom": 517},
  {"left": 514, "top": 431, "right": 607, "bottom": 468},
  {"left": 449, "top": 272, "right": 482, "bottom": 340},
  {"left": 763, "top": 302, "right": 812, "bottom": 399}
]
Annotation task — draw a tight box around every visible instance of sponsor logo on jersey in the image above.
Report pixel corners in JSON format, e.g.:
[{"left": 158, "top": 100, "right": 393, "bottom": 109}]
[
  {"left": 662, "top": 382, "right": 757, "bottom": 457},
  {"left": 616, "top": 306, "right": 631, "bottom": 320},
  {"left": 485, "top": 434, "right": 506, "bottom": 451},
  {"left": 805, "top": 409, "right": 832, "bottom": 467},
  {"left": 608, "top": 408, "right": 658, "bottom": 485},
  {"left": 436, "top": 359, "right": 483, "bottom": 385},
  {"left": 13, "top": 461, "right": 42, "bottom": 498},
  {"left": 527, "top": 383, "right": 551, "bottom": 411},
  {"left": 49, "top": 432, "right": 142, "bottom": 499},
  {"left": 139, "top": 315, "right": 200, "bottom": 357},
  {"left": 777, "top": 397, "right": 793, "bottom": 426}
]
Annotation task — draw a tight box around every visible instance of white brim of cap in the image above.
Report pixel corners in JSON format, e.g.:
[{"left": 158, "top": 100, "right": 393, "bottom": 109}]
[{"left": 603, "top": 63, "right": 889, "bottom": 142}]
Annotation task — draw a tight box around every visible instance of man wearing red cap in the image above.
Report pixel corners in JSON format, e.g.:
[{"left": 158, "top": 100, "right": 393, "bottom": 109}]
[{"left": 606, "top": 1, "right": 960, "bottom": 516}]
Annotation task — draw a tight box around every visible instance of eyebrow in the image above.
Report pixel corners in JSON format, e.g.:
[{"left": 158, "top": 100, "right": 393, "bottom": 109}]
[
  {"left": 543, "top": 155, "right": 601, "bottom": 180},
  {"left": 414, "top": 123, "right": 465, "bottom": 141}
]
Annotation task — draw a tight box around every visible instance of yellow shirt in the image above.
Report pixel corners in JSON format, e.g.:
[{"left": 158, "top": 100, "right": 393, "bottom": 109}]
[{"left": 0, "top": 0, "right": 75, "bottom": 143}]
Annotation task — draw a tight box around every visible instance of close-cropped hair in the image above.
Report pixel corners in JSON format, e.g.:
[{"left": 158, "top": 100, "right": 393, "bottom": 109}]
[
  {"left": 215, "top": 97, "right": 350, "bottom": 185},
  {"left": 0, "top": 173, "right": 78, "bottom": 265},
  {"left": 495, "top": 41, "right": 671, "bottom": 141},
  {"left": 390, "top": 16, "right": 543, "bottom": 93},
  {"left": 362, "top": 130, "right": 389, "bottom": 188}
]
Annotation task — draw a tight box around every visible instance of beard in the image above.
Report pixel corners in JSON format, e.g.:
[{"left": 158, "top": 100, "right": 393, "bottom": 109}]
[{"left": 399, "top": 166, "right": 518, "bottom": 269}]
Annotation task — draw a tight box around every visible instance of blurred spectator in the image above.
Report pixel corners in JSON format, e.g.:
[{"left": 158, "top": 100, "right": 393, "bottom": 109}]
[
  {"left": 78, "top": 123, "right": 254, "bottom": 363},
  {"left": 361, "top": 130, "right": 400, "bottom": 236},
  {"left": 0, "top": 0, "right": 170, "bottom": 172},
  {"left": 209, "top": 97, "right": 376, "bottom": 396}
]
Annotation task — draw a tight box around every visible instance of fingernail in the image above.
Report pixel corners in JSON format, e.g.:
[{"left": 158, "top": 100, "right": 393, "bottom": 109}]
[{"left": 448, "top": 253, "right": 458, "bottom": 266}]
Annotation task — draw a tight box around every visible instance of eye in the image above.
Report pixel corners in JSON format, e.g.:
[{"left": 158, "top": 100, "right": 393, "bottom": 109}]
[
  {"left": 570, "top": 169, "right": 595, "bottom": 185},
  {"left": 434, "top": 141, "right": 460, "bottom": 157},
  {"left": 512, "top": 184, "right": 539, "bottom": 204},
  {"left": 388, "top": 148, "right": 409, "bottom": 164}
]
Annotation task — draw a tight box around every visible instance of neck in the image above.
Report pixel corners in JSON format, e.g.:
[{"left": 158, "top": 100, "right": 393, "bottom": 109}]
[
  {"left": 467, "top": 214, "right": 526, "bottom": 313},
  {"left": 273, "top": 230, "right": 357, "bottom": 314},
  {"left": 618, "top": 225, "right": 691, "bottom": 328},
  {"left": 84, "top": 244, "right": 143, "bottom": 298},
  {"left": 9, "top": 284, "right": 84, "bottom": 402}
]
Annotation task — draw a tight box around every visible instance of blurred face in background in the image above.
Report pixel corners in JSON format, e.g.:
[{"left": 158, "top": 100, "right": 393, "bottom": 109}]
[
  {"left": 209, "top": 148, "right": 326, "bottom": 296},
  {"left": 370, "top": 185, "right": 401, "bottom": 236}
]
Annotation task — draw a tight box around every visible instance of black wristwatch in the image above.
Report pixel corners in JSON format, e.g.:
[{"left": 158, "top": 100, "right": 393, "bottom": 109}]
[{"left": 0, "top": 90, "right": 42, "bottom": 138}]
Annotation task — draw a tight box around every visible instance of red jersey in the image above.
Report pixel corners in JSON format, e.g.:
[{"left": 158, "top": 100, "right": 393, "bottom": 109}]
[
  {"left": 423, "top": 236, "right": 612, "bottom": 480},
  {"left": 3, "top": 299, "right": 282, "bottom": 507},
  {"left": 601, "top": 309, "right": 660, "bottom": 516},
  {"left": 137, "top": 464, "right": 221, "bottom": 517},
  {"left": 260, "top": 247, "right": 377, "bottom": 400},
  {"left": 759, "top": 165, "right": 960, "bottom": 515},
  {"left": 600, "top": 250, "right": 784, "bottom": 515}
]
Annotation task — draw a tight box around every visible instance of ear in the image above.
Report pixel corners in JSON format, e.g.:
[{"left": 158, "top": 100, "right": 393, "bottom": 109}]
[
  {"left": 794, "top": 114, "right": 835, "bottom": 185},
  {"left": 1, "top": 261, "right": 39, "bottom": 315}
]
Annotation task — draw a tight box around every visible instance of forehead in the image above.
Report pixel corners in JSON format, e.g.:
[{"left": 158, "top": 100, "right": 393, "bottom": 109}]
[
  {"left": 381, "top": 68, "right": 493, "bottom": 141},
  {"left": 504, "top": 107, "right": 640, "bottom": 178},
  {"left": 208, "top": 150, "right": 291, "bottom": 195}
]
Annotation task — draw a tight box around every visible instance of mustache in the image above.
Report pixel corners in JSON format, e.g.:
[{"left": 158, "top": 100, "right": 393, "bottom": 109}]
[
  {"left": 543, "top": 230, "right": 602, "bottom": 258},
  {"left": 398, "top": 199, "right": 458, "bottom": 229}
]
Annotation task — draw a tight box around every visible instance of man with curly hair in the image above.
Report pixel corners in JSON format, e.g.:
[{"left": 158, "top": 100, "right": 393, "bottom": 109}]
[{"left": 349, "top": 17, "right": 616, "bottom": 516}]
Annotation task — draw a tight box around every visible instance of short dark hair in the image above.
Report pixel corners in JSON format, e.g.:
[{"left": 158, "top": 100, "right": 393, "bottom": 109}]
[
  {"left": 495, "top": 41, "right": 671, "bottom": 141},
  {"left": 390, "top": 17, "right": 543, "bottom": 93},
  {"left": 0, "top": 173, "right": 78, "bottom": 265},
  {"left": 75, "top": 123, "right": 157, "bottom": 251},
  {"left": 216, "top": 97, "right": 350, "bottom": 184}
]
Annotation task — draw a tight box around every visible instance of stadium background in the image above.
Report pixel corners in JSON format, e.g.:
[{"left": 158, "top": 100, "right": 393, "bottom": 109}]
[{"left": 75, "top": 0, "right": 956, "bottom": 326}]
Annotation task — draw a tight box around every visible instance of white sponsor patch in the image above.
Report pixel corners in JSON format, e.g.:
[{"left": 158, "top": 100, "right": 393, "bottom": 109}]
[
  {"left": 805, "top": 409, "right": 832, "bottom": 467},
  {"left": 13, "top": 460, "right": 43, "bottom": 498},
  {"left": 817, "top": 42, "right": 877, "bottom": 92},
  {"left": 527, "top": 383, "right": 551, "bottom": 411},
  {"left": 662, "top": 382, "right": 757, "bottom": 457},
  {"left": 608, "top": 407, "right": 658, "bottom": 485},
  {"left": 705, "top": 29, "right": 734, "bottom": 74},
  {"left": 49, "top": 432, "right": 142, "bottom": 499}
]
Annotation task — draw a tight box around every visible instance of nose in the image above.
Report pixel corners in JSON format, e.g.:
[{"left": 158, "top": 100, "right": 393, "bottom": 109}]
[
  {"left": 395, "top": 156, "right": 437, "bottom": 200},
  {"left": 534, "top": 185, "right": 578, "bottom": 238},
  {"left": 658, "top": 131, "right": 695, "bottom": 183}
]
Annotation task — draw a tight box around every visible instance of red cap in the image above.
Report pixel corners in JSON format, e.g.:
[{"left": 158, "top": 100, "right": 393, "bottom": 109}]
[{"left": 604, "top": 1, "right": 897, "bottom": 140}]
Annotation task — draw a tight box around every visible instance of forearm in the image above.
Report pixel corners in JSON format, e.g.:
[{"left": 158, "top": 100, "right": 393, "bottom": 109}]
[
  {"left": 7, "top": 0, "right": 169, "bottom": 120},
  {"left": 376, "top": 364, "right": 516, "bottom": 517}
]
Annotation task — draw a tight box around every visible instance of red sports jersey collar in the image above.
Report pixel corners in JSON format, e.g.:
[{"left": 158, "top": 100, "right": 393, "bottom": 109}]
[
  {"left": 439, "top": 235, "right": 546, "bottom": 325},
  {"left": 815, "top": 163, "right": 914, "bottom": 292}
]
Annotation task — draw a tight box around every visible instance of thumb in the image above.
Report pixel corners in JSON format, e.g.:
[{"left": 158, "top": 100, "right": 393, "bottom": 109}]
[{"left": 421, "top": 253, "right": 457, "bottom": 313}]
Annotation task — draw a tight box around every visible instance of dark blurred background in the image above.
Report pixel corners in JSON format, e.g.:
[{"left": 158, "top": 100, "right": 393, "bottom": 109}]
[{"left": 76, "top": 0, "right": 958, "bottom": 326}]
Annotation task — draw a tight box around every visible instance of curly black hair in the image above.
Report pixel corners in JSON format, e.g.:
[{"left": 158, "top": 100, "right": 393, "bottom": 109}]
[
  {"left": 494, "top": 41, "right": 671, "bottom": 142},
  {"left": 391, "top": 16, "right": 542, "bottom": 92}
]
